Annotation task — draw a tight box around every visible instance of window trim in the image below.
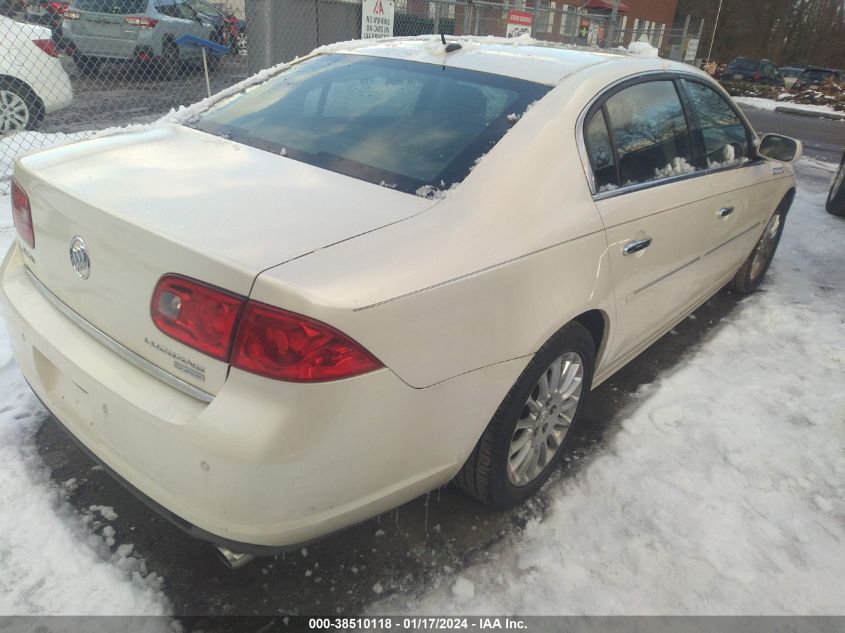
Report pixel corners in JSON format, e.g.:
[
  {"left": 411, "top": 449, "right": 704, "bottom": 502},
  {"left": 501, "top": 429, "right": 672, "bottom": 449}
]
[{"left": 577, "top": 70, "right": 762, "bottom": 201}]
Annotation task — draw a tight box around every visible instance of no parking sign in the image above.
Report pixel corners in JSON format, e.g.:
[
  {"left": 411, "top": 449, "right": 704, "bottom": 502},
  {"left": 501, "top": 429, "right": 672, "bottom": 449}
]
[{"left": 362, "top": 0, "right": 395, "bottom": 39}]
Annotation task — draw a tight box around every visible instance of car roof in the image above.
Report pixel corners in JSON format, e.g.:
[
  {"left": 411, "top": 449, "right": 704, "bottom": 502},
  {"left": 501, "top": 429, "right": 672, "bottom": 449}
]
[{"left": 320, "top": 35, "right": 680, "bottom": 86}]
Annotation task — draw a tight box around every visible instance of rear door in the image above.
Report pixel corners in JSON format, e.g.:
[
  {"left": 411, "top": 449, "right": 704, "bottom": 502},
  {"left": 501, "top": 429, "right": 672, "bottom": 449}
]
[{"left": 584, "top": 77, "right": 719, "bottom": 364}]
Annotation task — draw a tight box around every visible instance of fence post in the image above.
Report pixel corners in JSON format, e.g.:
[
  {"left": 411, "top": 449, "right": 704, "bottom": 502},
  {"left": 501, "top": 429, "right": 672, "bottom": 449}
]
[{"left": 606, "top": 0, "right": 619, "bottom": 48}]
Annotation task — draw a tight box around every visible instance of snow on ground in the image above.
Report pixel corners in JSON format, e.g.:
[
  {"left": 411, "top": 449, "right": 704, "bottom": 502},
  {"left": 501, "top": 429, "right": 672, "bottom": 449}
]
[
  {"left": 0, "top": 196, "right": 171, "bottom": 618},
  {"left": 375, "top": 158, "right": 845, "bottom": 615},
  {"left": 0, "top": 138, "right": 842, "bottom": 615},
  {"left": 734, "top": 96, "right": 845, "bottom": 118}
]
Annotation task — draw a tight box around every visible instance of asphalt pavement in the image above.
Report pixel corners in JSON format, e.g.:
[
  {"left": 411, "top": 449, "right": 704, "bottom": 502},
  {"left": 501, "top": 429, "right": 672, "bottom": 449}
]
[{"left": 740, "top": 105, "right": 845, "bottom": 163}]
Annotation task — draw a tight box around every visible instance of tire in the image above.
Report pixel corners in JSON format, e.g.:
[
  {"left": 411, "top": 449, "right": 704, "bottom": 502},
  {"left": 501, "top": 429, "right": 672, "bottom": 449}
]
[
  {"left": 731, "top": 198, "right": 790, "bottom": 294},
  {"left": 0, "top": 79, "right": 43, "bottom": 132},
  {"left": 73, "top": 54, "right": 101, "bottom": 76},
  {"left": 155, "top": 41, "right": 179, "bottom": 80},
  {"left": 825, "top": 154, "right": 845, "bottom": 217},
  {"left": 234, "top": 31, "right": 247, "bottom": 57},
  {"left": 454, "top": 322, "right": 595, "bottom": 508}
]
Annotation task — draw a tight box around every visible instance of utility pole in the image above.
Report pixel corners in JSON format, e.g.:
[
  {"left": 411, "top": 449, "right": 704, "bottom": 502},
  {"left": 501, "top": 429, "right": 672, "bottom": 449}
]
[
  {"left": 606, "top": 0, "right": 620, "bottom": 48},
  {"left": 706, "top": 0, "right": 723, "bottom": 61}
]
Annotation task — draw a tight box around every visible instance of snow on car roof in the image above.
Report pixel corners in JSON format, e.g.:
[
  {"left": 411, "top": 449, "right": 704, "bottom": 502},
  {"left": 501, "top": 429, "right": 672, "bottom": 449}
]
[{"left": 318, "top": 35, "right": 666, "bottom": 85}]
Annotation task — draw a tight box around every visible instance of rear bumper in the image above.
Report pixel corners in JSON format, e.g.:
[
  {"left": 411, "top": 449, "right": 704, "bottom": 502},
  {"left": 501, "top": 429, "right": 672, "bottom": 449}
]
[{"left": 0, "top": 242, "right": 519, "bottom": 549}]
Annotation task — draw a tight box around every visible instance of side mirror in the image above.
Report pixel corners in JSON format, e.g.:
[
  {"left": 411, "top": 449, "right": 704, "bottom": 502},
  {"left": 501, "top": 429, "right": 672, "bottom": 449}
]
[{"left": 757, "top": 133, "right": 803, "bottom": 163}]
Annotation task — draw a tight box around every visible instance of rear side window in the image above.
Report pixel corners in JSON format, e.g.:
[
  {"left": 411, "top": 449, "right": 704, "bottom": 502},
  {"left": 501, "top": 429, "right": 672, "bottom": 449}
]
[
  {"left": 729, "top": 59, "right": 758, "bottom": 72},
  {"left": 684, "top": 80, "right": 749, "bottom": 168},
  {"left": 603, "top": 81, "right": 695, "bottom": 186},
  {"left": 74, "top": 0, "right": 148, "bottom": 13},
  {"left": 155, "top": 0, "right": 195, "bottom": 19},
  {"left": 194, "top": 54, "right": 549, "bottom": 195},
  {"left": 584, "top": 110, "right": 617, "bottom": 192}
]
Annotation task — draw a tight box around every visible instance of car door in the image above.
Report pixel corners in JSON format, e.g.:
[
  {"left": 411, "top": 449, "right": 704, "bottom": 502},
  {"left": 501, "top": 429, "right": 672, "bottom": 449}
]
[
  {"left": 681, "top": 78, "right": 780, "bottom": 283},
  {"left": 583, "top": 77, "right": 720, "bottom": 365}
]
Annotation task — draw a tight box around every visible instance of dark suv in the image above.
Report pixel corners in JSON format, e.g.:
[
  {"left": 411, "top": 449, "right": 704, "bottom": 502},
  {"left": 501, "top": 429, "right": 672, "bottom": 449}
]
[
  {"left": 792, "top": 67, "right": 843, "bottom": 92},
  {"left": 723, "top": 58, "right": 785, "bottom": 87}
]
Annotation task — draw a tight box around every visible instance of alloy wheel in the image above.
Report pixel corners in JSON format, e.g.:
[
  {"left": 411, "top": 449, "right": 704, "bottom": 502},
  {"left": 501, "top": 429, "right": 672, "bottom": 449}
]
[
  {"left": 0, "top": 89, "right": 30, "bottom": 132},
  {"left": 507, "top": 351, "right": 584, "bottom": 487},
  {"left": 750, "top": 212, "right": 782, "bottom": 280}
]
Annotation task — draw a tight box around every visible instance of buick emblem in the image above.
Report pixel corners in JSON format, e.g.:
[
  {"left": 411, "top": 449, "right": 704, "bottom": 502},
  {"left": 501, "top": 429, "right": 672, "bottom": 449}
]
[{"left": 69, "top": 236, "right": 90, "bottom": 280}]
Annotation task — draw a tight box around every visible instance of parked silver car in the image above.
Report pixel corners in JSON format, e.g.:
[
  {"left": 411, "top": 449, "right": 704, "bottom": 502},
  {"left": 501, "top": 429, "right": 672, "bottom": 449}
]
[{"left": 62, "top": 0, "right": 215, "bottom": 78}]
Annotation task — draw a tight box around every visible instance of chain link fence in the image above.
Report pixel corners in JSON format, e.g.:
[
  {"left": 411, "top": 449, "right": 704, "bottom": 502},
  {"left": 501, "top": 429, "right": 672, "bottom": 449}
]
[{"left": 1, "top": 0, "right": 699, "bottom": 188}]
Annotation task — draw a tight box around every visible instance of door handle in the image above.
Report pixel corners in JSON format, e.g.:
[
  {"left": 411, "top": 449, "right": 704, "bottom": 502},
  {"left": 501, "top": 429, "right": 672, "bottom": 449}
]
[
  {"left": 622, "top": 237, "right": 652, "bottom": 255},
  {"left": 717, "top": 206, "right": 735, "bottom": 218}
]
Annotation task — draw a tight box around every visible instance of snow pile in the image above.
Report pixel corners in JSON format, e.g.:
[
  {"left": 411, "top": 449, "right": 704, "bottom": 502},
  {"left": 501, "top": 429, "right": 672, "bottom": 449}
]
[
  {"left": 653, "top": 156, "right": 696, "bottom": 178},
  {"left": 627, "top": 40, "right": 659, "bottom": 58},
  {"left": 374, "top": 158, "right": 845, "bottom": 615},
  {"left": 0, "top": 197, "right": 171, "bottom": 617},
  {"left": 734, "top": 96, "right": 845, "bottom": 117}
]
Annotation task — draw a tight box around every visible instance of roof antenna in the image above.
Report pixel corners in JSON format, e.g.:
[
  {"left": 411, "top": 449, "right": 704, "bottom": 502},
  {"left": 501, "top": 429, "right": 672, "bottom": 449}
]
[{"left": 441, "top": 32, "right": 462, "bottom": 53}]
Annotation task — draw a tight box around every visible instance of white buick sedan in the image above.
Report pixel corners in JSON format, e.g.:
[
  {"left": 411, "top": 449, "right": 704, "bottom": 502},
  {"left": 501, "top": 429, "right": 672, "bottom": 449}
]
[{"left": 1, "top": 37, "right": 800, "bottom": 567}]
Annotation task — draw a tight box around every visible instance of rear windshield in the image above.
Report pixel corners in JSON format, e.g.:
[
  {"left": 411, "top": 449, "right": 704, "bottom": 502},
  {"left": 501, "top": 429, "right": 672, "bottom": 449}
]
[
  {"left": 728, "top": 59, "right": 758, "bottom": 71},
  {"left": 780, "top": 67, "right": 802, "bottom": 78},
  {"left": 797, "top": 69, "right": 836, "bottom": 82},
  {"left": 192, "top": 54, "right": 550, "bottom": 195},
  {"left": 73, "top": 0, "right": 149, "bottom": 13}
]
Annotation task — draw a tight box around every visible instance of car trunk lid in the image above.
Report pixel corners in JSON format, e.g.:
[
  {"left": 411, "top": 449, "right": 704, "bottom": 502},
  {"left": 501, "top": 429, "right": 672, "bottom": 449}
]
[{"left": 15, "top": 124, "right": 431, "bottom": 397}]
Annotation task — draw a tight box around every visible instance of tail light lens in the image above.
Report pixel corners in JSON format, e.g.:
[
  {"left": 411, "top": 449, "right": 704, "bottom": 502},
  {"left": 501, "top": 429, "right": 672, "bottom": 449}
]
[
  {"left": 125, "top": 15, "right": 158, "bottom": 28},
  {"left": 231, "top": 302, "right": 383, "bottom": 382},
  {"left": 151, "top": 276, "right": 382, "bottom": 381},
  {"left": 11, "top": 179, "right": 35, "bottom": 249},
  {"left": 63, "top": 9, "right": 79, "bottom": 19},
  {"left": 753, "top": 72, "right": 761, "bottom": 81},
  {"left": 32, "top": 39, "right": 58, "bottom": 57},
  {"left": 48, "top": 2, "right": 69, "bottom": 14},
  {"left": 151, "top": 275, "right": 245, "bottom": 361}
]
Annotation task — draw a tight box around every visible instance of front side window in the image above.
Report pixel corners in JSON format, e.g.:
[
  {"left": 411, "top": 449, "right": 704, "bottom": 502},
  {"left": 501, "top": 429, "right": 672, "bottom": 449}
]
[
  {"left": 193, "top": 54, "right": 549, "bottom": 195},
  {"left": 602, "top": 80, "right": 695, "bottom": 186},
  {"left": 684, "top": 80, "right": 749, "bottom": 169}
]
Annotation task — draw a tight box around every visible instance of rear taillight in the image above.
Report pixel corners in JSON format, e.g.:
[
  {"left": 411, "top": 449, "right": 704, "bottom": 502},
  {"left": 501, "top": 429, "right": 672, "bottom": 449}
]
[
  {"left": 11, "top": 179, "right": 34, "bottom": 249},
  {"left": 48, "top": 1, "right": 69, "bottom": 14},
  {"left": 753, "top": 72, "right": 761, "bottom": 81},
  {"left": 151, "top": 275, "right": 245, "bottom": 361},
  {"left": 32, "top": 39, "right": 58, "bottom": 57},
  {"left": 124, "top": 15, "right": 158, "bottom": 28},
  {"left": 150, "top": 275, "right": 383, "bottom": 382},
  {"left": 231, "top": 302, "right": 383, "bottom": 382},
  {"left": 63, "top": 8, "right": 79, "bottom": 19}
]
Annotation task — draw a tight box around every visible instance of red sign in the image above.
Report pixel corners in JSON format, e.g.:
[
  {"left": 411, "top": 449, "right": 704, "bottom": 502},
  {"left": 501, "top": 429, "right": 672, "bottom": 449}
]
[{"left": 506, "top": 9, "right": 533, "bottom": 37}]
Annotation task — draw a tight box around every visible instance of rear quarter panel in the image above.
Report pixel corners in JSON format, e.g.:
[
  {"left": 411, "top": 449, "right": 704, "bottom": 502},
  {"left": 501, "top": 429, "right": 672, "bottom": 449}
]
[{"left": 249, "top": 77, "right": 618, "bottom": 389}]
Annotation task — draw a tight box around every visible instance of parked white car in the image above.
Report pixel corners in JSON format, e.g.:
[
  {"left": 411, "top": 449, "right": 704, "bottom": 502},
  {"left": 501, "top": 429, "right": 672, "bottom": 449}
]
[
  {"left": 0, "top": 16, "right": 73, "bottom": 132},
  {"left": 1, "top": 37, "right": 801, "bottom": 567}
]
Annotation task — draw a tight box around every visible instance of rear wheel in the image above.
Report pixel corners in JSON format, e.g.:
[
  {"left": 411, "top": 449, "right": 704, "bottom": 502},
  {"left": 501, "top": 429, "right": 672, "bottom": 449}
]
[
  {"left": 454, "top": 322, "right": 595, "bottom": 508},
  {"left": 826, "top": 155, "right": 845, "bottom": 217},
  {"left": 0, "top": 80, "right": 42, "bottom": 132},
  {"left": 155, "top": 41, "right": 180, "bottom": 80},
  {"left": 234, "top": 31, "right": 247, "bottom": 56},
  {"left": 731, "top": 202, "right": 788, "bottom": 294},
  {"left": 73, "top": 53, "right": 102, "bottom": 76}
]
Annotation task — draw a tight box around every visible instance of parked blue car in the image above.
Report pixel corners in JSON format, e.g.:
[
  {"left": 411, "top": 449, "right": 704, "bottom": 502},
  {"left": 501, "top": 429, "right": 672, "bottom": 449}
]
[{"left": 62, "top": 0, "right": 217, "bottom": 78}]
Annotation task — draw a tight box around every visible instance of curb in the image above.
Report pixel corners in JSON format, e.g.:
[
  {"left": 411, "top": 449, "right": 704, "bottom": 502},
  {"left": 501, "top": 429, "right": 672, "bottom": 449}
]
[{"left": 774, "top": 105, "right": 845, "bottom": 121}]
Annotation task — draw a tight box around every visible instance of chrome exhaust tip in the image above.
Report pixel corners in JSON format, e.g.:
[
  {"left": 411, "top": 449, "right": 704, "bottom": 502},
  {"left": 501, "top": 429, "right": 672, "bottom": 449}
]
[{"left": 215, "top": 545, "right": 256, "bottom": 570}]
